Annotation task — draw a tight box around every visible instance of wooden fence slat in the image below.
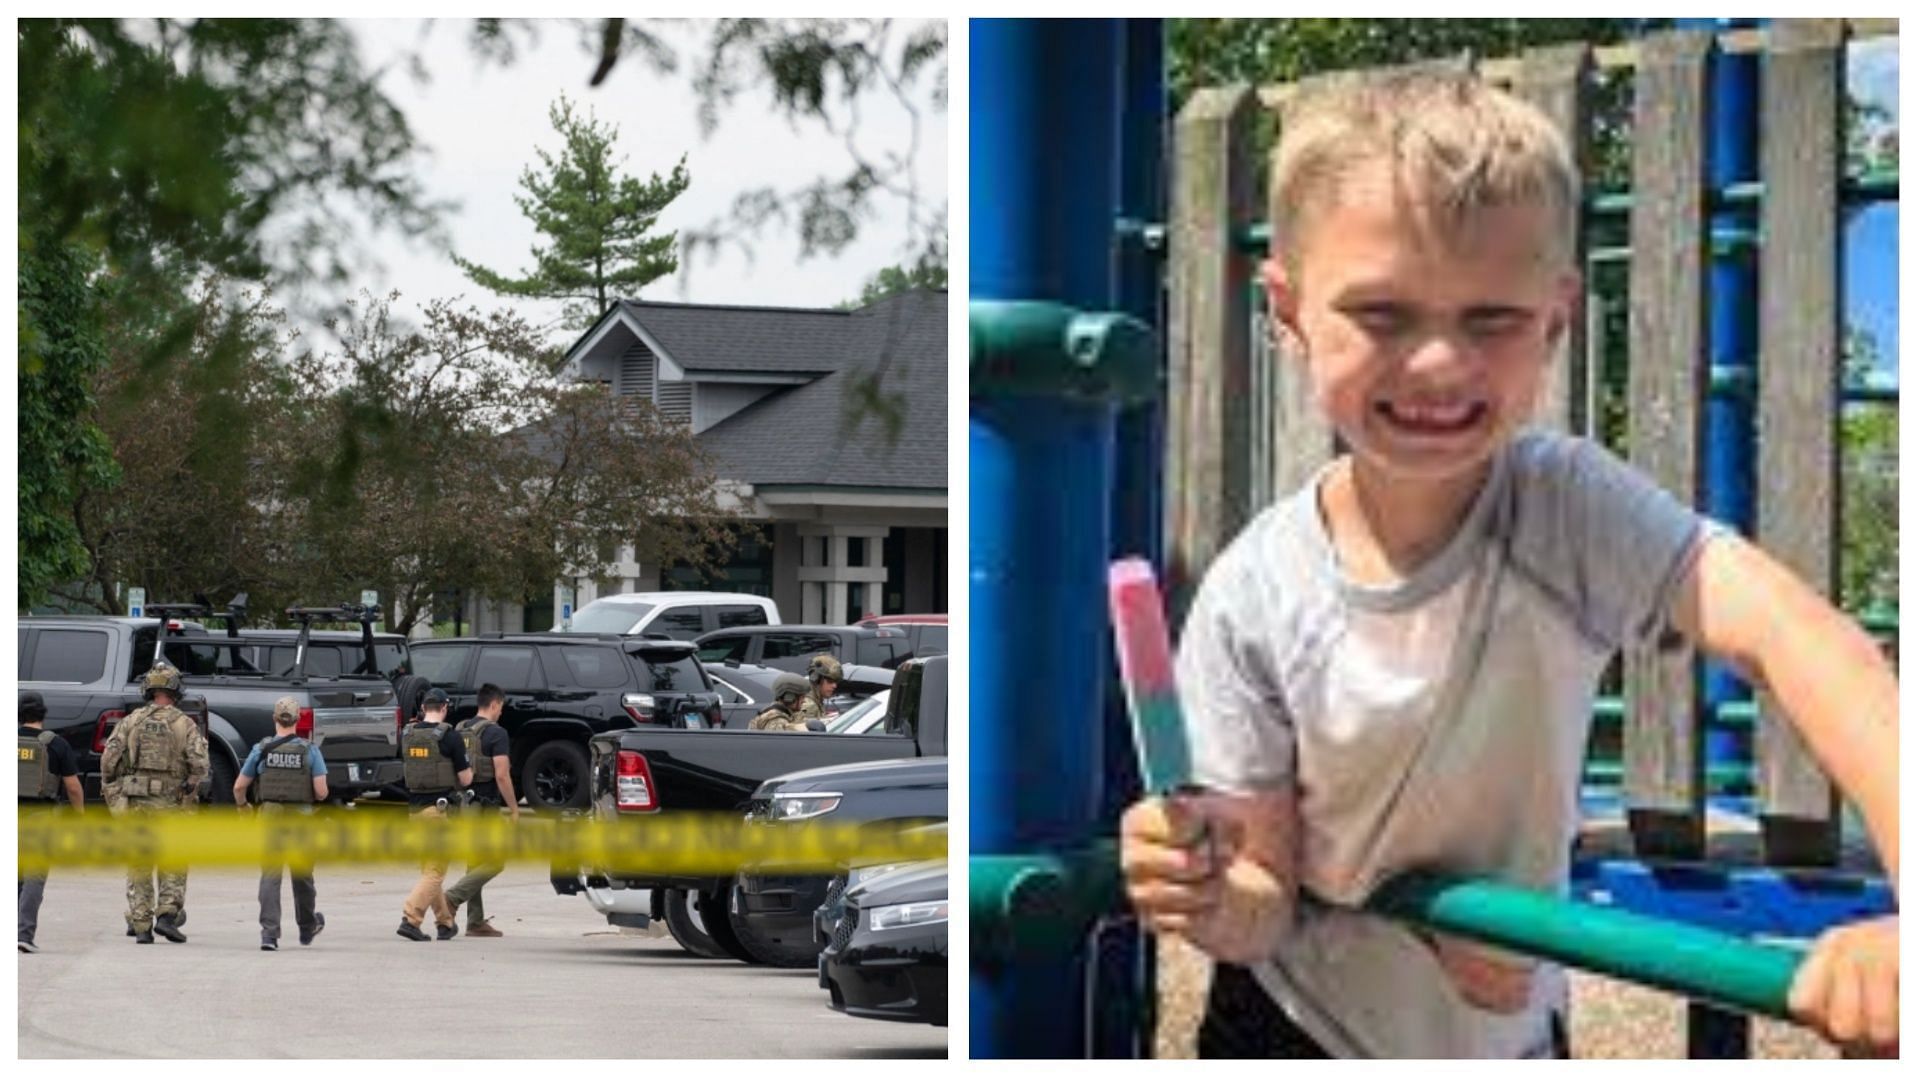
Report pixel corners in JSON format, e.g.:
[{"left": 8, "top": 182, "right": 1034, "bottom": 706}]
[
  {"left": 1756, "top": 18, "right": 1847, "bottom": 867},
  {"left": 1167, "top": 84, "right": 1257, "bottom": 611},
  {"left": 1514, "top": 43, "right": 1595, "bottom": 434},
  {"left": 1623, "top": 29, "right": 1713, "bottom": 860}
]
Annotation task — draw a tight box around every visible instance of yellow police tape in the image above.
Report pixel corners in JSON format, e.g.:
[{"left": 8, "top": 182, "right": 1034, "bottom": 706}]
[{"left": 17, "top": 808, "right": 947, "bottom": 876}]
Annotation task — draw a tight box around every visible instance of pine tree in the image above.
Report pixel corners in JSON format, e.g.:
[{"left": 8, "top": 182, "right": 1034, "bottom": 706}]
[{"left": 456, "top": 94, "right": 691, "bottom": 327}]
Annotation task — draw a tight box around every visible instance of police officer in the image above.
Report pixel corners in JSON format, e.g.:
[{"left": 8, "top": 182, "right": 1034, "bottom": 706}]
[
  {"left": 750, "top": 673, "right": 814, "bottom": 732},
  {"left": 19, "top": 691, "right": 82, "bottom": 953},
  {"left": 446, "top": 683, "right": 520, "bottom": 938},
  {"left": 794, "top": 654, "right": 843, "bottom": 726},
  {"left": 100, "top": 662, "right": 209, "bottom": 944},
  {"left": 397, "top": 688, "right": 471, "bottom": 941},
  {"left": 233, "top": 696, "right": 329, "bottom": 951}
]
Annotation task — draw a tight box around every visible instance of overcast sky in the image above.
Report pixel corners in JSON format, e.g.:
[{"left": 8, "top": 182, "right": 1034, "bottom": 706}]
[{"left": 317, "top": 18, "right": 946, "bottom": 343}]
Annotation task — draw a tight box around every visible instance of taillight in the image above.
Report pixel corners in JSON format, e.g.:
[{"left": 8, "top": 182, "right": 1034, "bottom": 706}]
[
  {"left": 615, "top": 750, "right": 659, "bottom": 812},
  {"left": 296, "top": 707, "right": 314, "bottom": 739},
  {"left": 622, "top": 692, "right": 657, "bottom": 724},
  {"left": 93, "top": 709, "right": 127, "bottom": 753},
  {"left": 395, "top": 706, "right": 405, "bottom": 732},
  {"left": 704, "top": 702, "right": 723, "bottom": 728}
]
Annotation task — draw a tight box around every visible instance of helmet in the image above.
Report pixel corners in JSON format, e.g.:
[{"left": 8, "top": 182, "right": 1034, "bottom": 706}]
[
  {"left": 773, "top": 673, "right": 810, "bottom": 704},
  {"left": 142, "top": 662, "right": 183, "bottom": 700},
  {"left": 421, "top": 688, "right": 451, "bottom": 711},
  {"left": 807, "top": 654, "right": 844, "bottom": 685}
]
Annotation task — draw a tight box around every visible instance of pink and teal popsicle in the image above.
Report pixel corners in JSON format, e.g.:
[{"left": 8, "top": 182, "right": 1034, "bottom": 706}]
[{"left": 1108, "top": 557, "right": 1192, "bottom": 794}]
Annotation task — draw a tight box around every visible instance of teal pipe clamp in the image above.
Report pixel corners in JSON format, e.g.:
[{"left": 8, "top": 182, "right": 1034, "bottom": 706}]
[
  {"left": 971, "top": 843, "right": 1125, "bottom": 969},
  {"left": 970, "top": 299, "right": 1160, "bottom": 405}
]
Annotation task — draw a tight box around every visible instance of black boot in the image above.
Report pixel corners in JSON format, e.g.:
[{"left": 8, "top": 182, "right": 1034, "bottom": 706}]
[
  {"left": 135, "top": 928, "right": 155, "bottom": 944},
  {"left": 153, "top": 914, "right": 186, "bottom": 943}
]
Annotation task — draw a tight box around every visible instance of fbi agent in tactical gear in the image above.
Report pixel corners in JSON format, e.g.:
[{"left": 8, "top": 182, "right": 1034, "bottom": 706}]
[
  {"left": 750, "top": 673, "right": 815, "bottom": 732},
  {"left": 445, "top": 683, "right": 519, "bottom": 938},
  {"left": 397, "top": 688, "right": 471, "bottom": 941},
  {"left": 100, "top": 662, "right": 209, "bottom": 944},
  {"left": 794, "top": 653, "right": 844, "bottom": 726},
  {"left": 19, "top": 690, "right": 82, "bottom": 953},
  {"left": 233, "top": 696, "right": 329, "bottom": 951}
]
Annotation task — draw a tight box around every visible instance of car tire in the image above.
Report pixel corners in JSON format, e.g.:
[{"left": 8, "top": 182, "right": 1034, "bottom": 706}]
[
  {"left": 727, "top": 875, "right": 827, "bottom": 968},
  {"left": 204, "top": 747, "right": 239, "bottom": 811},
  {"left": 694, "top": 886, "right": 762, "bottom": 965},
  {"left": 391, "top": 674, "right": 431, "bottom": 724},
  {"left": 663, "top": 889, "right": 730, "bottom": 960},
  {"left": 521, "top": 740, "right": 591, "bottom": 811}
]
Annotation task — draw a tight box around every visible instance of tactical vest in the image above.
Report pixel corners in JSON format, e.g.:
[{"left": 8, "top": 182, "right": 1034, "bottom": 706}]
[
  {"left": 402, "top": 722, "right": 457, "bottom": 793},
  {"left": 18, "top": 729, "right": 60, "bottom": 801},
  {"left": 457, "top": 717, "right": 498, "bottom": 784},
  {"left": 126, "top": 705, "right": 188, "bottom": 784},
  {"left": 256, "top": 735, "right": 315, "bottom": 804}
]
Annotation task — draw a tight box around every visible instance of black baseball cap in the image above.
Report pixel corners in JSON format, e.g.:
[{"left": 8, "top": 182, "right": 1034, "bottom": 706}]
[
  {"left": 20, "top": 690, "right": 47, "bottom": 718},
  {"left": 421, "top": 688, "right": 451, "bottom": 708}
]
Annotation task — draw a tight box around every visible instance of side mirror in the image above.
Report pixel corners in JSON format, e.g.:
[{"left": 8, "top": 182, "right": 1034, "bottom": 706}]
[{"left": 805, "top": 719, "right": 826, "bottom": 733}]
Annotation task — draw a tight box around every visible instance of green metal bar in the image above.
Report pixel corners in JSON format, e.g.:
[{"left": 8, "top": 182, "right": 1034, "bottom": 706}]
[
  {"left": 1582, "top": 761, "right": 1753, "bottom": 790},
  {"left": 1590, "top": 697, "right": 1758, "bottom": 729},
  {"left": 1370, "top": 872, "right": 1803, "bottom": 1021},
  {"left": 1586, "top": 168, "right": 1899, "bottom": 218},
  {"left": 969, "top": 852, "right": 1807, "bottom": 1022},
  {"left": 1120, "top": 169, "right": 1898, "bottom": 257},
  {"left": 971, "top": 843, "right": 1125, "bottom": 967},
  {"left": 970, "top": 299, "right": 1160, "bottom": 405}
]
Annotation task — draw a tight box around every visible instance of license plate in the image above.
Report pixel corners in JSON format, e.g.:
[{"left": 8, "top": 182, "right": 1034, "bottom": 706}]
[
  {"left": 683, "top": 713, "right": 703, "bottom": 729},
  {"left": 348, "top": 764, "right": 361, "bottom": 782}
]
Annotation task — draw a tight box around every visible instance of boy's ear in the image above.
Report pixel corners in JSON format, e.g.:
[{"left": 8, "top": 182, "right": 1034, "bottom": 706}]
[
  {"left": 1543, "top": 268, "right": 1583, "bottom": 350},
  {"left": 1260, "top": 257, "right": 1305, "bottom": 346}
]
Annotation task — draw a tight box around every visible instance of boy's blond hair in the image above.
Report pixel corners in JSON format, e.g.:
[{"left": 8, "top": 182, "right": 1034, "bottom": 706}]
[{"left": 1270, "top": 68, "right": 1578, "bottom": 272}]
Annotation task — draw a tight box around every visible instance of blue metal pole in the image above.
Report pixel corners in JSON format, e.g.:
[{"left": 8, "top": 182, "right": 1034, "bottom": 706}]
[
  {"left": 970, "top": 18, "right": 1128, "bottom": 1059},
  {"left": 1680, "top": 16, "right": 1762, "bottom": 1060},
  {"left": 1688, "top": 18, "right": 1760, "bottom": 777},
  {"left": 1092, "top": 19, "right": 1167, "bottom": 1060}
]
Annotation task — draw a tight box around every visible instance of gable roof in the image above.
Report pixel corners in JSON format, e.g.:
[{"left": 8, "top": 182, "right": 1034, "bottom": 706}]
[
  {"left": 606, "top": 299, "right": 853, "bottom": 376},
  {"left": 690, "top": 290, "right": 946, "bottom": 490}
]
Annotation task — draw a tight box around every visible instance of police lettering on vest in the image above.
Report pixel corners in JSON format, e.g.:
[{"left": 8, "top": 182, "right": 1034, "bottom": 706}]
[
  {"left": 457, "top": 717, "right": 497, "bottom": 785},
  {"left": 402, "top": 722, "right": 457, "bottom": 793},
  {"left": 18, "top": 729, "right": 60, "bottom": 801},
  {"left": 256, "top": 735, "right": 315, "bottom": 805}
]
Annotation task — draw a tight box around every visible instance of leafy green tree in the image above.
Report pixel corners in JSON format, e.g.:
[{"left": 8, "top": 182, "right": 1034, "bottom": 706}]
[
  {"left": 454, "top": 95, "right": 691, "bottom": 329},
  {"left": 839, "top": 258, "right": 947, "bottom": 310},
  {"left": 17, "top": 18, "right": 439, "bottom": 608}
]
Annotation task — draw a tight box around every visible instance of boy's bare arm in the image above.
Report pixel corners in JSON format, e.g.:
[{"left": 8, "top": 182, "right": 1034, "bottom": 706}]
[
  {"left": 1671, "top": 533, "right": 1898, "bottom": 885},
  {"left": 1672, "top": 533, "right": 1899, "bottom": 1053}
]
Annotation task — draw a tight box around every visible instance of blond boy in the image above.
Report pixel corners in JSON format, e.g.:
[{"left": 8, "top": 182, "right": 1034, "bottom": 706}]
[{"left": 1121, "top": 71, "right": 1897, "bottom": 1058}]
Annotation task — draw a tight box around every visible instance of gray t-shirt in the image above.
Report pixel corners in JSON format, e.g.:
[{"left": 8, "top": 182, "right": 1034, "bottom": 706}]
[{"left": 1176, "top": 429, "right": 1719, "bottom": 1058}]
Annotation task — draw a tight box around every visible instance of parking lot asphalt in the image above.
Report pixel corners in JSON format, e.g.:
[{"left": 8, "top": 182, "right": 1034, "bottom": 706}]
[{"left": 18, "top": 867, "right": 947, "bottom": 1058}]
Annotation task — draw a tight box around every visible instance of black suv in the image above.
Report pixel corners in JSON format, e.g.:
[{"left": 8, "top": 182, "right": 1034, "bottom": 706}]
[
  {"left": 692, "top": 624, "right": 914, "bottom": 673},
  {"left": 407, "top": 633, "right": 724, "bottom": 810}
]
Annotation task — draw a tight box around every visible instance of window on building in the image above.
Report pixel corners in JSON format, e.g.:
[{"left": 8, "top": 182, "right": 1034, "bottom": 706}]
[{"left": 884, "top": 529, "right": 906, "bottom": 614}]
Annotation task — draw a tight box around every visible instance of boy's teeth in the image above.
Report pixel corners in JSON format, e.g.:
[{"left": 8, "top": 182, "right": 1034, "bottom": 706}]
[{"left": 1392, "top": 402, "right": 1474, "bottom": 424}]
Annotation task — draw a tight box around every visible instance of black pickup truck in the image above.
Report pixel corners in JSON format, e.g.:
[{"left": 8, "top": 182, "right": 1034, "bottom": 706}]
[
  {"left": 18, "top": 600, "right": 407, "bottom": 803},
  {"left": 554, "top": 655, "right": 950, "bottom": 959}
]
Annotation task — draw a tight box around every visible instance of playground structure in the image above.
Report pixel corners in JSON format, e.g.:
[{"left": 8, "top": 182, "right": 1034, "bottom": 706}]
[{"left": 970, "top": 19, "right": 1898, "bottom": 1059}]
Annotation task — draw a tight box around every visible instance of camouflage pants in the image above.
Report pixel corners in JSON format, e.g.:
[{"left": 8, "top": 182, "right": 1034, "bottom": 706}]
[{"left": 123, "top": 798, "right": 188, "bottom": 931}]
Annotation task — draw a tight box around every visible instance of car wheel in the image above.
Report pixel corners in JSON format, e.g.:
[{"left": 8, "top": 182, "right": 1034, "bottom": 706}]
[
  {"left": 727, "top": 874, "right": 827, "bottom": 968},
  {"left": 203, "top": 747, "right": 239, "bottom": 811},
  {"left": 521, "top": 741, "right": 590, "bottom": 811},
  {"left": 663, "top": 889, "right": 729, "bottom": 960},
  {"left": 392, "top": 674, "right": 431, "bottom": 724},
  {"left": 694, "top": 885, "right": 761, "bottom": 965}
]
